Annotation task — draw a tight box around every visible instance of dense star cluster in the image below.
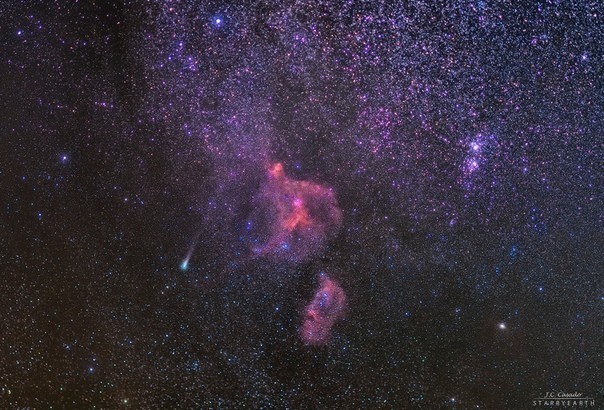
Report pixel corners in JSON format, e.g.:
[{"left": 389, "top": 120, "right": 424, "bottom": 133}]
[{"left": 1, "top": 0, "right": 602, "bottom": 408}]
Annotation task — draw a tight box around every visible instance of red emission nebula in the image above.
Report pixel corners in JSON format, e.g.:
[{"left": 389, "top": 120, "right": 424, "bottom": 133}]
[
  {"left": 300, "top": 274, "right": 346, "bottom": 346},
  {"left": 251, "top": 163, "right": 342, "bottom": 262},
  {"left": 248, "top": 163, "right": 347, "bottom": 346}
]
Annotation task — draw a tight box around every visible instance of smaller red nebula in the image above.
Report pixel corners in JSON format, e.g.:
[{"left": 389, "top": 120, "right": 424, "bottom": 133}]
[
  {"left": 268, "top": 162, "right": 285, "bottom": 179},
  {"left": 300, "top": 275, "right": 346, "bottom": 346}
]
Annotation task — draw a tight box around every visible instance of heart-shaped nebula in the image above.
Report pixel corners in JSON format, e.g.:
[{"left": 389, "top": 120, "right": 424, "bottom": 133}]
[{"left": 246, "top": 163, "right": 342, "bottom": 262}]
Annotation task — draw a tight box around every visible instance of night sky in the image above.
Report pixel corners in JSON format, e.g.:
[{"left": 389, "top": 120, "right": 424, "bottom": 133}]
[{"left": 1, "top": 1, "right": 603, "bottom": 408}]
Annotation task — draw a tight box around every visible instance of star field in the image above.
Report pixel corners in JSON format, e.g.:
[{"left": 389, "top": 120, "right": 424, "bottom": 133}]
[{"left": 1, "top": 0, "right": 602, "bottom": 408}]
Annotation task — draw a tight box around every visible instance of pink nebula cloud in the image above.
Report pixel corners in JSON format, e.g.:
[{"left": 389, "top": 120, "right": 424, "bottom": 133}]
[
  {"left": 300, "top": 274, "right": 346, "bottom": 346},
  {"left": 249, "top": 163, "right": 342, "bottom": 262}
]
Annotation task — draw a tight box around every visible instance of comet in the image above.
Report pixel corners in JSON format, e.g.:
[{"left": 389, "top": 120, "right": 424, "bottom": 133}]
[{"left": 180, "top": 231, "right": 201, "bottom": 271}]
